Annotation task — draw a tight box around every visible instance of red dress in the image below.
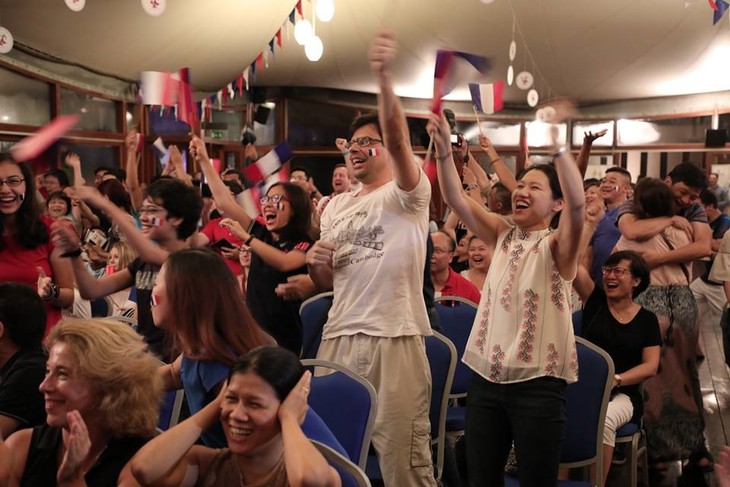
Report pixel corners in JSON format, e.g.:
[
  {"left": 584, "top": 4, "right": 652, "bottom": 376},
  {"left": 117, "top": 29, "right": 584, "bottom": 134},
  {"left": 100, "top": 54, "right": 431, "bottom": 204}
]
[{"left": 0, "top": 217, "right": 62, "bottom": 333}]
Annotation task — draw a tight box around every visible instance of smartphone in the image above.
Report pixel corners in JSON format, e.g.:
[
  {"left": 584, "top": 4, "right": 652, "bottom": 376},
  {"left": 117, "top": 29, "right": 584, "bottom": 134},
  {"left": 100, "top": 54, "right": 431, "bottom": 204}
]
[
  {"left": 450, "top": 134, "right": 462, "bottom": 147},
  {"left": 212, "top": 238, "right": 235, "bottom": 250}
]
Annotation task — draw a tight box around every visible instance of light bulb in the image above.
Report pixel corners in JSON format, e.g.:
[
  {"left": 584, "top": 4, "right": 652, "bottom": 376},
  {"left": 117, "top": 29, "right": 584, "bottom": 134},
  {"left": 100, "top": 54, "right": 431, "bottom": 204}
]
[
  {"left": 294, "top": 20, "right": 313, "bottom": 46},
  {"left": 305, "top": 36, "right": 324, "bottom": 61},
  {"left": 316, "top": 0, "right": 335, "bottom": 22}
]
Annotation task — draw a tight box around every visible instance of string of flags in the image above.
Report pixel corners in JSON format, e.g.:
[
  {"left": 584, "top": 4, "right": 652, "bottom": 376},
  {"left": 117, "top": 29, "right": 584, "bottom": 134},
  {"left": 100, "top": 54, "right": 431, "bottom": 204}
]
[{"left": 710, "top": 0, "right": 730, "bottom": 24}]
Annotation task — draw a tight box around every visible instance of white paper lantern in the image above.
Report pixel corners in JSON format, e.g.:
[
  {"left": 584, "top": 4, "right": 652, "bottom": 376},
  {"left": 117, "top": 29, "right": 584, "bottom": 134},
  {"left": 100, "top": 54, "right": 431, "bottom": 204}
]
[
  {"left": 516, "top": 71, "right": 534, "bottom": 90},
  {"left": 65, "top": 0, "right": 85, "bottom": 12},
  {"left": 527, "top": 89, "right": 539, "bottom": 107},
  {"left": 507, "top": 65, "right": 514, "bottom": 86},
  {"left": 294, "top": 20, "right": 313, "bottom": 46},
  {"left": 316, "top": 0, "right": 335, "bottom": 22},
  {"left": 509, "top": 41, "right": 516, "bottom": 61},
  {"left": 0, "top": 27, "right": 13, "bottom": 54},
  {"left": 305, "top": 35, "right": 324, "bottom": 61}
]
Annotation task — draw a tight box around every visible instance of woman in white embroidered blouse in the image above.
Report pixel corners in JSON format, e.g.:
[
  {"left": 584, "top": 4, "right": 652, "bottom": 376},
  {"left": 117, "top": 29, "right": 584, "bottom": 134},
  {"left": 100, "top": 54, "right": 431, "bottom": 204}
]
[{"left": 429, "top": 108, "right": 585, "bottom": 487}]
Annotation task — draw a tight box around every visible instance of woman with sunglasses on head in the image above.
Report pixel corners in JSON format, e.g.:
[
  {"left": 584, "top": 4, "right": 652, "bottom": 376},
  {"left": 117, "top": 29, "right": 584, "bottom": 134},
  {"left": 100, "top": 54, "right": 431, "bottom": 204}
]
[
  {"left": 0, "top": 155, "right": 74, "bottom": 333},
  {"left": 190, "top": 136, "right": 314, "bottom": 355}
]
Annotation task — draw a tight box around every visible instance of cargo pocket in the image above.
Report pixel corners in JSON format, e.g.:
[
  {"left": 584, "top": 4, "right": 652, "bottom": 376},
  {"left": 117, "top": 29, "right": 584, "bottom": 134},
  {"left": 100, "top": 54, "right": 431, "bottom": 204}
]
[{"left": 410, "top": 419, "right": 432, "bottom": 467}]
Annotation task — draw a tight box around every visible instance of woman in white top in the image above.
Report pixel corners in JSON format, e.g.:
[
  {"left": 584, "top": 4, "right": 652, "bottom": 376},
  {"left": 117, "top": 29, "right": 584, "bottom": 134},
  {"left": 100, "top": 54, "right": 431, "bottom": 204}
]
[{"left": 429, "top": 110, "right": 585, "bottom": 487}]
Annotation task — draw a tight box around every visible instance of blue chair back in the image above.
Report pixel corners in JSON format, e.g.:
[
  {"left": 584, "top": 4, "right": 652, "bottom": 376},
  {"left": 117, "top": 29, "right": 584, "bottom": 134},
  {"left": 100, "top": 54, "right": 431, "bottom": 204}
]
[
  {"left": 434, "top": 297, "right": 477, "bottom": 396},
  {"left": 299, "top": 292, "right": 334, "bottom": 359},
  {"left": 425, "top": 332, "right": 457, "bottom": 480},
  {"left": 157, "top": 388, "right": 184, "bottom": 431},
  {"left": 302, "top": 359, "right": 377, "bottom": 470},
  {"left": 572, "top": 309, "right": 583, "bottom": 336},
  {"left": 561, "top": 337, "right": 614, "bottom": 486},
  {"left": 302, "top": 408, "right": 349, "bottom": 458},
  {"left": 312, "top": 440, "right": 372, "bottom": 487}
]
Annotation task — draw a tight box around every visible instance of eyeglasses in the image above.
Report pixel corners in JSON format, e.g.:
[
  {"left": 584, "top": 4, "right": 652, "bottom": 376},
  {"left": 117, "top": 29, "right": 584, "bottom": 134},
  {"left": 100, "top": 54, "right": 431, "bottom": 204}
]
[
  {"left": 259, "top": 194, "right": 290, "bottom": 206},
  {"left": 344, "top": 136, "right": 383, "bottom": 149},
  {"left": 432, "top": 247, "right": 452, "bottom": 255},
  {"left": 0, "top": 176, "right": 24, "bottom": 188},
  {"left": 601, "top": 266, "right": 629, "bottom": 277}
]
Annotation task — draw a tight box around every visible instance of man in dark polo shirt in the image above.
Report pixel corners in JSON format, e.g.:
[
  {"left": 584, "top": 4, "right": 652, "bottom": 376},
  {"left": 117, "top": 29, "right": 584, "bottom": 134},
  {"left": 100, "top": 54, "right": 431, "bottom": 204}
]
[{"left": 0, "top": 283, "right": 46, "bottom": 438}]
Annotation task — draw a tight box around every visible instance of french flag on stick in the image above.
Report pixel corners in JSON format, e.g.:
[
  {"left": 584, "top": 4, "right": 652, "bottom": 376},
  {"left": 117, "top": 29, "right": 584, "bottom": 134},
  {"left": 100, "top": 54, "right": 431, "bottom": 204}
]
[
  {"left": 11, "top": 115, "right": 79, "bottom": 162},
  {"left": 431, "top": 50, "right": 492, "bottom": 114},
  {"left": 152, "top": 137, "right": 167, "bottom": 159},
  {"left": 243, "top": 143, "right": 293, "bottom": 183},
  {"left": 238, "top": 186, "right": 263, "bottom": 218},
  {"left": 469, "top": 82, "right": 504, "bottom": 114},
  {"left": 139, "top": 71, "right": 179, "bottom": 106}
]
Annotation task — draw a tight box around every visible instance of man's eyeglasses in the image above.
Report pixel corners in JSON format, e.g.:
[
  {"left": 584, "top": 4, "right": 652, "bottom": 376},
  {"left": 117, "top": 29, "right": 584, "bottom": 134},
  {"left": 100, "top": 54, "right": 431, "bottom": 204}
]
[
  {"left": 259, "top": 194, "right": 290, "bottom": 206},
  {"left": 601, "top": 266, "right": 629, "bottom": 277},
  {"left": 0, "top": 177, "right": 24, "bottom": 188},
  {"left": 344, "top": 136, "right": 383, "bottom": 150}
]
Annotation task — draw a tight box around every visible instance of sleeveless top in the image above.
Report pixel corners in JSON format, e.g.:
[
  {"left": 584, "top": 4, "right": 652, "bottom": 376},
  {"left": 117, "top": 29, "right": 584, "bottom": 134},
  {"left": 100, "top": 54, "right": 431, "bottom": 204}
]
[
  {"left": 197, "top": 449, "right": 288, "bottom": 487},
  {"left": 463, "top": 227, "right": 578, "bottom": 384},
  {"left": 21, "top": 424, "right": 148, "bottom": 487}
]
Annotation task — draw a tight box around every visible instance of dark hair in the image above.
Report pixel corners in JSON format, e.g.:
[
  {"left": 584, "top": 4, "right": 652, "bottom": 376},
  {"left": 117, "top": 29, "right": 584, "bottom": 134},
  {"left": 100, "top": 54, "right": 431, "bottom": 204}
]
[
  {"left": 267, "top": 182, "right": 312, "bottom": 242},
  {"left": 349, "top": 113, "right": 383, "bottom": 139},
  {"left": 431, "top": 230, "right": 456, "bottom": 252},
  {"left": 491, "top": 182, "right": 512, "bottom": 212},
  {"left": 605, "top": 167, "right": 632, "bottom": 183},
  {"left": 604, "top": 250, "right": 650, "bottom": 298},
  {"left": 667, "top": 162, "right": 707, "bottom": 191},
  {"left": 0, "top": 155, "right": 49, "bottom": 251},
  {"left": 145, "top": 178, "right": 203, "bottom": 240},
  {"left": 334, "top": 162, "right": 347, "bottom": 170},
  {"left": 164, "top": 248, "right": 271, "bottom": 364},
  {"left": 46, "top": 191, "right": 72, "bottom": 216},
  {"left": 223, "top": 180, "right": 244, "bottom": 196},
  {"left": 95, "top": 166, "right": 113, "bottom": 176},
  {"left": 0, "top": 283, "right": 46, "bottom": 348},
  {"left": 517, "top": 164, "right": 563, "bottom": 200},
  {"left": 633, "top": 178, "right": 675, "bottom": 219},
  {"left": 700, "top": 188, "right": 719, "bottom": 208},
  {"left": 44, "top": 168, "right": 69, "bottom": 188},
  {"left": 98, "top": 179, "right": 133, "bottom": 214},
  {"left": 229, "top": 346, "right": 303, "bottom": 401},
  {"left": 290, "top": 166, "right": 311, "bottom": 181},
  {"left": 583, "top": 178, "right": 600, "bottom": 191}
]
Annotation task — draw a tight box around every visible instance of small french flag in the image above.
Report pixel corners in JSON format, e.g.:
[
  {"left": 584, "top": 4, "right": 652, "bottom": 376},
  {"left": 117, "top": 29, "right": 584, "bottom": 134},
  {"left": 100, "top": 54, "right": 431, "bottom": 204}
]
[
  {"left": 243, "top": 143, "right": 293, "bottom": 183},
  {"left": 150, "top": 294, "right": 161, "bottom": 307},
  {"left": 139, "top": 71, "right": 179, "bottom": 106},
  {"left": 238, "top": 186, "right": 263, "bottom": 218},
  {"left": 367, "top": 148, "right": 379, "bottom": 157},
  {"left": 152, "top": 137, "right": 167, "bottom": 159},
  {"left": 469, "top": 82, "right": 504, "bottom": 115},
  {"left": 150, "top": 217, "right": 166, "bottom": 226},
  {"left": 432, "top": 49, "right": 492, "bottom": 114}
]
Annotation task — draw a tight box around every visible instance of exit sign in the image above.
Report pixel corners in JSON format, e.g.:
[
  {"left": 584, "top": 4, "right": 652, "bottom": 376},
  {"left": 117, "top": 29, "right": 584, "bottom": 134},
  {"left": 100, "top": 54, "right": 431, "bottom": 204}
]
[{"left": 211, "top": 130, "right": 225, "bottom": 140}]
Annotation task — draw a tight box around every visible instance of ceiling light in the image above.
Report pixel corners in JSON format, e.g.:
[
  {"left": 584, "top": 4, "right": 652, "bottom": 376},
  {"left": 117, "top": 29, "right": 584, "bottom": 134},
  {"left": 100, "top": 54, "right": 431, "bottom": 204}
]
[
  {"left": 316, "top": 0, "right": 335, "bottom": 22},
  {"left": 294, "top": 20, "right": 313, "bottom": 46},
  {"left": 305, "top": 36, "right": 324, "bottom": 62}
]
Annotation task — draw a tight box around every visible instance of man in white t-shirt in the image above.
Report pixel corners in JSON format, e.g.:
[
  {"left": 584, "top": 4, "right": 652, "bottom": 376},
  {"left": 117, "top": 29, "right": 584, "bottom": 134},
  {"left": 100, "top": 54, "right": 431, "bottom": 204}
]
[{"left": 306, "top": 31, "right": 436, "bottom": 487}]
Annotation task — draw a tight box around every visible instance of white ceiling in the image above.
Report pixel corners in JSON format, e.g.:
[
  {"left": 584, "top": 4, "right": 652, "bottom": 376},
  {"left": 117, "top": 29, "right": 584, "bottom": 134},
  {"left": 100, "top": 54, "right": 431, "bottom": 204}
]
[{"left": 1, "top": 0, "right": 730, "bottom": 106}]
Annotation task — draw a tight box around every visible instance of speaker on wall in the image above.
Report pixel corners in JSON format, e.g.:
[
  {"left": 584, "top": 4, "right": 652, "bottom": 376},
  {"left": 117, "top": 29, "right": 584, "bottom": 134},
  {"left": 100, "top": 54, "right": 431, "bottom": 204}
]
[
  {"left": 705, "top": 129, "right": 727, "bottom": 148},
  {"left": 254, "top": 106, "right": 272, "bottom": 125}
]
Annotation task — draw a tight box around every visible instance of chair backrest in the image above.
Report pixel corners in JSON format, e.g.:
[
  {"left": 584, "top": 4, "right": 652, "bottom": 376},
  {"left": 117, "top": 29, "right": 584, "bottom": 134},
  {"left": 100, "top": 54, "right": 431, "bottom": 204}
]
[
  {"left": 561, "top": 336, "right": 615, "bottom": 486},
  {"left": 90, "top": 297, "right": 110, "bottom": 317},
  {"left": 434, "top": 297, "right": 477, "bottom": 396},
  {"left": 299, "top": 291, "right": 334, "bottom": 359},
  {"left": 302, "top": 359, "right": 377, "bottom": 470},
  {"left": 311, "top": 440, "right": 372, "bottom": 487},
  {"left": 572, "top": 309, "right": 583, "bottom": 336},
  {"left": 157, "top": 388, "right": 184, "bottom": 431},
  {"left": 106, "top": 314, "right": 139, "bottom": 328},
  {"left": 424, "top": 332, "right": 457, "bottom": 480}
]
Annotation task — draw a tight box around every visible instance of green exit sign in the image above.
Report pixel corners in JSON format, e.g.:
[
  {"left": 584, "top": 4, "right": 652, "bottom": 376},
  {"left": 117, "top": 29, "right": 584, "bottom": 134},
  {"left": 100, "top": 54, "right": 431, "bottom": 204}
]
[{"left": 211, "top": 130, "right": 225, "bottom": 140}]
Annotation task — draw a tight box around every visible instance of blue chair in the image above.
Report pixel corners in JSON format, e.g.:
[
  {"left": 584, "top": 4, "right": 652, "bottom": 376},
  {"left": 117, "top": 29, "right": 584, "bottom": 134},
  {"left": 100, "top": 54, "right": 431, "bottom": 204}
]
[
  {"left": 299, "top": 291, "right": 334, "bottom": 359},
  {"left": 505, "top": 337, "right": 614, "bottom": 487},
  {"left": 613, "top": 418, "right": 649, "bottom": 487},
  {"left": 434, "top": 296, "right": 477, "bottom": 434},
  {"left": 157, "top": 388, "right": 184, "bottom": 432},
  {"left": 302, "top": 359, "right": 377, "bottom": 470},
  {"left": 302, "top": 408, "right": 349, "bottom": 458},
  {"left": 312, "top": 440, "right": 372, "bottom": 487},
  {"left": 572, "top": 309, "right": 583, "bottom": 336},
  {"left": 90, "top": 297, "right": 110, "bottom": 317}
]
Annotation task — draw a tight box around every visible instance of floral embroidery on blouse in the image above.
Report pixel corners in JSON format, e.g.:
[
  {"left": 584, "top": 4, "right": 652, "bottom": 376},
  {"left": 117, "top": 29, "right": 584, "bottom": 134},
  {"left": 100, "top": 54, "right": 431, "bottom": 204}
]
[
  {"left": 475, "top": 287, "right": 492, "bottom": 354},
  {"left": 500, "top": 228, "right": 515, "bottom": 254},
  {"left": 517, "top": 289, "right": 538, "bottom": 362},
  {"left": 569, "top": 348, "right": 579, "bottom": 377},
  {"left": 544, "top": 343, "right": 559, "bottom": 376},
  {"left": 550, "top": 264, "right": 566, "bottom": 312},
  {"left": 501, "top": 242, "right": 526, "bottom": 312},
  {"left": 489, "top": 344, "right": 506, "bottom": 382}
]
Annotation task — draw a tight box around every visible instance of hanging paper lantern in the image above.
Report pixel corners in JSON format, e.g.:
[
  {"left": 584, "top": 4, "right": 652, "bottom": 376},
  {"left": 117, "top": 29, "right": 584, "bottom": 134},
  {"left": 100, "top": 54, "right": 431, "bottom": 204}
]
[
  {"left": 527, "top": 89, "right": 539, "bottom": 107},
  {"left": 305, "top": 35, "right": 324, "bottom": 61},
  {"left": 294, "top": 19, "right": 313, "bottom": 46},
  {"left": 65, "top": 0, "right": 85, "bottom": 12},
  {"left": 507, "top": 65, "right": 514, "bottom": 86},
  {"left": 509, "top": 41, "right": 516, "bottom": 61},
  {"left": 316, "top": 0, "right": 335, "bottom": 22},
  {"left": 535, "top": 108, "right": 547, "bottom": 122},
  {"left": 141, "top": 0, "right": 166, "bottom": 16},
  {"left": 0, "top": 27, "right": 14, "bottom": 54},
  {"left": 542, "top": 106, "right": 556, "bottom": 122},
  {"left": 516, "top": 71, "right": 534, "bottom": 90}
]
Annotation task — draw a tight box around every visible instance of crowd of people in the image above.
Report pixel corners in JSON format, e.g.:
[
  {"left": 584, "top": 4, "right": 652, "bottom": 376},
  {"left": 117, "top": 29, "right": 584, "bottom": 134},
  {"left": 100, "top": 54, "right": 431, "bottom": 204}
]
[{"left": 1, "top": 28, "right": 730, "bottom": 487}]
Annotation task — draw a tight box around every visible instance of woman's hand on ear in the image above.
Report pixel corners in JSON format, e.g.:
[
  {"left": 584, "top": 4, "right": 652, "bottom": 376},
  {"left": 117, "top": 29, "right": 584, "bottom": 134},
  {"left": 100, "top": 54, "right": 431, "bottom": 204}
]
[{"left": 279, "top": 371, "right": 311, "bottom": 425}]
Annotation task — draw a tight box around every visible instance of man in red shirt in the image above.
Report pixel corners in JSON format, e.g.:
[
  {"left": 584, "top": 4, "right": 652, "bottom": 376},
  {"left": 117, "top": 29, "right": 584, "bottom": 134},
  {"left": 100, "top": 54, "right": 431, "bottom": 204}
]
[{"left": 430, "top": 230, "right": 481, "bottom": 305}]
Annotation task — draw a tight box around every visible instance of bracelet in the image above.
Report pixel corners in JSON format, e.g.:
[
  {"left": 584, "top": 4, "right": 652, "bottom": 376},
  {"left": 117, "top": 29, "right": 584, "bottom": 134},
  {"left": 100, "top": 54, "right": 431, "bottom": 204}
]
[
  {"left": 436, "top": 151, "right": 453, "bottom": 162},
  {"left": 553, "top": 146, "right": 568, "bottom": 158},
  {"left": 614, "top": 374, "right": 622, "bottom": 387},
  {"left": 490, "top": 157, "right": 502, "bottom": 165},
  {"left": 60, "top": 247, "right": 83, "bottom": 258},
  {"left": 43, "top": 282, "right": 60, "bottom": 302},
  {"left": 464, "top": 184, "right": 478, "bottom": 191},
  {"left": 244, "top": 235, "right": 255, "bottom": 246}
]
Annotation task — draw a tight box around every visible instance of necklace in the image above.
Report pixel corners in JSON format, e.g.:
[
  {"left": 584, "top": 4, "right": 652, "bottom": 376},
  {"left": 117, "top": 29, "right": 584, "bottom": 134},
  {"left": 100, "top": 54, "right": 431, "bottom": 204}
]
[{"left": 609, "top": 303, "right": 636, "bottom": 324}]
